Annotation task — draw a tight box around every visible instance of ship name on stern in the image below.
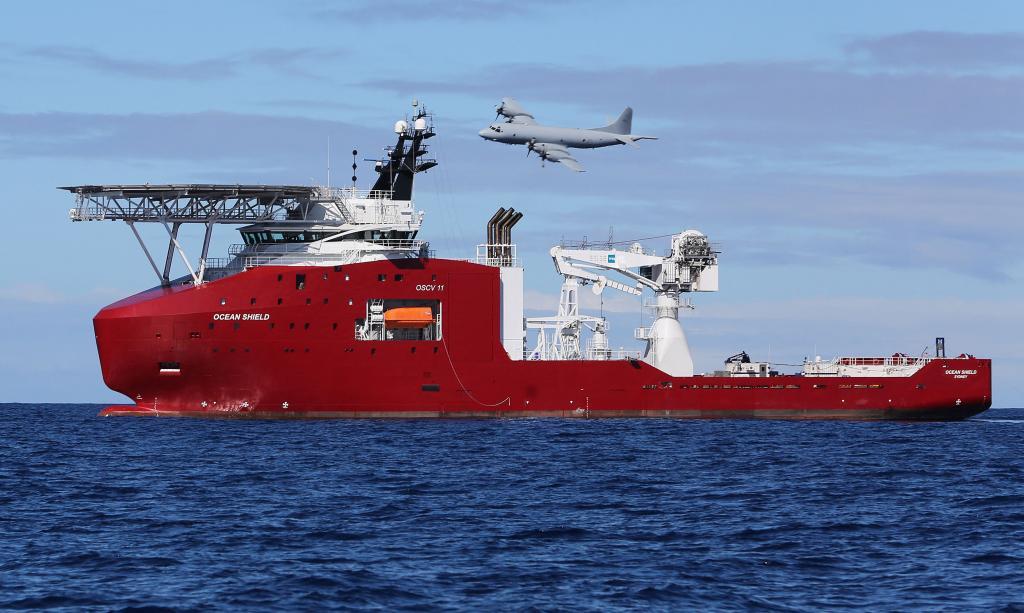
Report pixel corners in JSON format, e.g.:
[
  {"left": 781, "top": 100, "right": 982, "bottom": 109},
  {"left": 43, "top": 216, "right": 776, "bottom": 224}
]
[{"left": 945, "top": 369, "right": 977, "bottom": 379}]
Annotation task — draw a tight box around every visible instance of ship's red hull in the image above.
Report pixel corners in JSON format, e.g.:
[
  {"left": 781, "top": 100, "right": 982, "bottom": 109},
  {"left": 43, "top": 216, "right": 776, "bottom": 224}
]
[{"left": 93, "top": 259, "right": 992, "bottom": 420}]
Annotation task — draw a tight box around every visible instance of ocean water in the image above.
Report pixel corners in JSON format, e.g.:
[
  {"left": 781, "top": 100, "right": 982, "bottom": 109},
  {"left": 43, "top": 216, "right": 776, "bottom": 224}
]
[{"left": 2, "top": 405, "right": 1023, "bottom": 611}]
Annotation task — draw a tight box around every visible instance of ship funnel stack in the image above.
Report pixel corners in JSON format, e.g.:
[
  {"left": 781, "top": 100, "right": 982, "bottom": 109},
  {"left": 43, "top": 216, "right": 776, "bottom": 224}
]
[
  {"left": 486, "top": 207, "right": 522, "bottom": 266},
  {"left": 486, "top": 207, "right": 506, "bottom": 251},
  {"left": 481, "top": 207, "right": 526, "bottom": 361}
]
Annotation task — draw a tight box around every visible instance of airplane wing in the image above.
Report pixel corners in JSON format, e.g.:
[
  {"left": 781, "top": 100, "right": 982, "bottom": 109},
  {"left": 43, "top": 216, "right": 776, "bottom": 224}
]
[
  {"left": 506, "top": 115, "right": 536, "bottom": 125},
  {"left": 530, "top": 142, "right": 585, "bottom": 172},
  {"left": 557, "top": 156, "right": 584, "bottom": 172},
  {"left": 496, "top": 97, "right": 536, "bottom": 125}
]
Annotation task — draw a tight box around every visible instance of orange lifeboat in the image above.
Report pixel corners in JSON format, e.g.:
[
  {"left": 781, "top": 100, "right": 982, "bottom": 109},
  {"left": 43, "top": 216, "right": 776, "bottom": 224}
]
[{"left": 384, "top": 307, "right": 434, "bottom": 329}]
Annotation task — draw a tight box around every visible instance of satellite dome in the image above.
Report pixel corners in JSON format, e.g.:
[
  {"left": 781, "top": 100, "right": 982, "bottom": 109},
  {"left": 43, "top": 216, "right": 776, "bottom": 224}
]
[{"left": 394, "top": 120, "right": 408, "bottom": 134}]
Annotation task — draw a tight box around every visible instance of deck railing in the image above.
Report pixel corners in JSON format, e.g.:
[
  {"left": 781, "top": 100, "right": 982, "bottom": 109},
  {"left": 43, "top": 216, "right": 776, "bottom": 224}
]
[{"left": 835, "top": 356, "right": 934, "bottom": 367}]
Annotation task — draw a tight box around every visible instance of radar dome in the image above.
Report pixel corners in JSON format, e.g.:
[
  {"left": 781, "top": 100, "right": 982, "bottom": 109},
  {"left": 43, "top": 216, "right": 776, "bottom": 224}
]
[
  {"left": 394, "top": 120, "right": 408, "bottom": 134},
  {"left": 413, "top": 117, "right": 427, "bottom": 132}
]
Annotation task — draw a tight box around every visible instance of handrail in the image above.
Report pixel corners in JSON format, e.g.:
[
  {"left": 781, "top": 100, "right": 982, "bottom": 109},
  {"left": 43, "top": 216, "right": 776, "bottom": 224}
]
[
  {"left": 834, "top": 356, "right": 934, "bottom": 367},
  {"left": 239, "top": 249, "right": 435, "bottom": 269},
  {"left": 232, "top": 239, "right": 428, "bottom": 254},
  {"left": 315, "top": 187, "right": 395, "bottom": 201}
]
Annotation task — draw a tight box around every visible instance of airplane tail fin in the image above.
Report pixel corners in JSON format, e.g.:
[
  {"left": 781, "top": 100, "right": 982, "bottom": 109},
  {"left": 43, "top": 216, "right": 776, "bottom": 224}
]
[{"left": 596, "top": 107, "right": 633, "bottom": 134}]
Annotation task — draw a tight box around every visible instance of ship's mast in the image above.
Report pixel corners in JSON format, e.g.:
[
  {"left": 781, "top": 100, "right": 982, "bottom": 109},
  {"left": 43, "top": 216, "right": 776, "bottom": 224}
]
[{"left": 370, "top": 103, "right": 437, "bottom": 200}]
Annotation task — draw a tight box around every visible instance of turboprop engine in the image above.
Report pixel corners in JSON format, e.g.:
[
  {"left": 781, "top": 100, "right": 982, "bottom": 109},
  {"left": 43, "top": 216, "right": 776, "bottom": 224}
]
[{"left": 528, "top": 141, "right": 572, "bottom": 164}]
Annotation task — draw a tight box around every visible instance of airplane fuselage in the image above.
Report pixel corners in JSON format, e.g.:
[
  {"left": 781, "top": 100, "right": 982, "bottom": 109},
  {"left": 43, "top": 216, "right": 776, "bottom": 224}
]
[{"left": 478, "top": 124, "right": 623, "bottom": 149}]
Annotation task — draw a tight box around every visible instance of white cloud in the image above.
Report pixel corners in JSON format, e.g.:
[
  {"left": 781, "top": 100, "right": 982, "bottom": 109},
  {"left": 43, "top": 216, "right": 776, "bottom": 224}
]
[{"left": 0, "top": 283, "right": 65, "bottom": 304}]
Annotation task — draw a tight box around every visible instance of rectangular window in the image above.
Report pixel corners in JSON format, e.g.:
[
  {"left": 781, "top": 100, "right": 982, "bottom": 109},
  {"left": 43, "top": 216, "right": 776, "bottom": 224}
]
[{"left": 295, "top": 274, "right": 306, "bottom": 290}]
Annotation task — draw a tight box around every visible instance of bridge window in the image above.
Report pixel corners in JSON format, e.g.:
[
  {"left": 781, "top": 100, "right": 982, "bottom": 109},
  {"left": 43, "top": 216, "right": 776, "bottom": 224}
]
[{"left": 243, "top": 231, "right": 334, "bottom": 244}]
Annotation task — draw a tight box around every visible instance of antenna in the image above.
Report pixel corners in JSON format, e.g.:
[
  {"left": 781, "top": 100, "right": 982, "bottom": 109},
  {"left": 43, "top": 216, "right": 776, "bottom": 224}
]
[
  {"left": 351, "top": 149, "right": 358, "bottom": 188},
  {"left": 327, "top": 137, "right": 331, "bottom": 189}
]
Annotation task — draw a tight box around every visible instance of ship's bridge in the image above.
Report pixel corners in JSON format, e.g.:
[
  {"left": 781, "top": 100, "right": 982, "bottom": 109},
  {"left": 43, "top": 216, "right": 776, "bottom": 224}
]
[{"left": 63, "top": 103, "right": 439, "bottom": 287}]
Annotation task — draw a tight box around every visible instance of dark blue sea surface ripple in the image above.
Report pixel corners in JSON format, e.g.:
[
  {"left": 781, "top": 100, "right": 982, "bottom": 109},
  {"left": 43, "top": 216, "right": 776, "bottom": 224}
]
[{"left": 2, "top": 405, "right": 1024, "bottom": 611}]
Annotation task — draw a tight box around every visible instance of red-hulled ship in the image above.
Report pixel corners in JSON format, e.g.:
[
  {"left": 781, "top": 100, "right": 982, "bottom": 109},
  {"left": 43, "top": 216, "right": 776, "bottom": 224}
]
[{"left": 65, "top": 103, "right": 991, "bottom": 419}]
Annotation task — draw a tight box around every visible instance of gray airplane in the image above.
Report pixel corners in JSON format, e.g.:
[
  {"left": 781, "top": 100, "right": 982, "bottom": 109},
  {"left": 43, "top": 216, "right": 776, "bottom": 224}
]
[{"left": 478, "top": 97, "right": 657, "bottom": 172}]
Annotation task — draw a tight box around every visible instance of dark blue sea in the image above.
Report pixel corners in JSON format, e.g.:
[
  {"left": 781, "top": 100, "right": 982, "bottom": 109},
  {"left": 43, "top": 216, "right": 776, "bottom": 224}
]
[{"left": 2, "top": 404, "right": 1024, "bottom": 611}]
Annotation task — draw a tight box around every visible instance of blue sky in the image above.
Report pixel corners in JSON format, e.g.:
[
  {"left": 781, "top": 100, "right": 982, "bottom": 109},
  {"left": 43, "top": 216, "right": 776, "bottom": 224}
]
[{"left": 0, "top": 0, "right": 1021, "bottom": 404}]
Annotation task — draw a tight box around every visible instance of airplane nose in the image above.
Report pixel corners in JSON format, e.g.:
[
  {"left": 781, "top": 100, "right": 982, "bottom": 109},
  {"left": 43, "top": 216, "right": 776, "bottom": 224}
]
[{"left": 478, "top": 128, "right": 490, "bottom": 139}]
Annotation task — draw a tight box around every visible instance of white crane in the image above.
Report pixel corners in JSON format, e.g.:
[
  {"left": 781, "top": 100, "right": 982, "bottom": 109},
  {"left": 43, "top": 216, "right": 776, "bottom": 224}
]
[{"left": 526, "top": 231, "right": 718, "bottom": 376}]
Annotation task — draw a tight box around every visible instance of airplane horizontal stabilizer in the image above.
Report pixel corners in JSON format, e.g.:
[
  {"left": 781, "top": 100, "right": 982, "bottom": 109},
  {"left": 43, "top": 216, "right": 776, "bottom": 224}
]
[{"left": 616, "top": 135, "right": 658, "bottom": 147}]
